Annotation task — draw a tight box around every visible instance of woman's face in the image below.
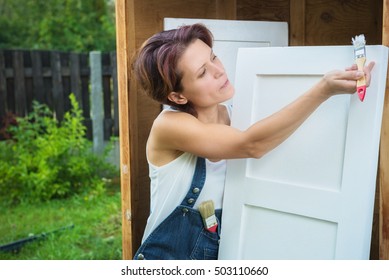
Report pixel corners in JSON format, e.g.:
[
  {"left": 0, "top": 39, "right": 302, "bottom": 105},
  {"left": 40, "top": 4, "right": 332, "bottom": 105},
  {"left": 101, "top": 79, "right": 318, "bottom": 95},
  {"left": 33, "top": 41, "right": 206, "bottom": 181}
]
[{"left": 174, "top": 39, "right": 235, "bottom": 109}]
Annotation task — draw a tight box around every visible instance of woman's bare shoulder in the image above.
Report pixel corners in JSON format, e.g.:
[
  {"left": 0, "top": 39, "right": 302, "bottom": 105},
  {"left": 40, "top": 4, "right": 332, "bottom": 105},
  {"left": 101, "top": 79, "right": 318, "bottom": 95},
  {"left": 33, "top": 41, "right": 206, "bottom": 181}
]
[
  {"left": 152, "top": 109, "right": 198, "bottom": 131},
  {"left": 147, "top": 110, "right": 199, "bottom": 166}
]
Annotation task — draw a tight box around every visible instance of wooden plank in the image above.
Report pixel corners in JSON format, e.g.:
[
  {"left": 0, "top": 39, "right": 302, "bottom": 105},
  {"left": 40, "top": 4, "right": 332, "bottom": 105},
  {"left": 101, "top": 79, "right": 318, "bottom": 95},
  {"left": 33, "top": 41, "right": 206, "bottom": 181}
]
[
  {"left": 380, "top": 0, "right": 389, "bottom": 260},
  {"left": 79, "top": 53, "right": 90, "bottom": 119},
  {"left": 13, "top": 51, "right": 26, "bottom": 117},
  {"left": 31, "top": 51, "right": 45, "bottom": 104},
  {"left": 51, "top": 52, "right": 64, "bottom": 121},
  {"left": 70, "top": 53, "right": 82, "bottom": 108},
  {"left": 79, "top": 53, "right": 92, "bottom": 139},
  {"left": 0, "top": 50, "right": 6, "bottom": 120},
  {"left": 116, "top": 0, "right": 133, "bottom": 260},
  {"left": 216, "top": 0, "right": 237, "bottom": 19},
  {"left": 102, "top": 53, "right": 112, "bottom": 125},
  {"left": 290, "top": 0, "right": 305, "bottom": 46},
  {"left": 111, "top": 51, "right": 119, "bottom": 136},
  {"left": 103, "top": 119, "right": 114, "bottom": 140},
  {"left": 21, "top": 51, "right": 33, "bottom": 114},
  {"left": 101, "top": 53, "right": 113, "bottom": 141},
  {"left": 61, "top": 53, "right": 71, "bottom": 112},
  {"left": 236, "top": 0, "right": 289, "bottom": 21},
  {"left": 304, "top": 0, "right": 382, "bottom": 46},
  {"left": 103, "top": 73, "right": 112, "bottom": 140},
  {"left": 41, "top": 51, "right": 53, "bottom": 112},
  {"left": 103, "top": 75, "right": 112, "bottom": 115}
]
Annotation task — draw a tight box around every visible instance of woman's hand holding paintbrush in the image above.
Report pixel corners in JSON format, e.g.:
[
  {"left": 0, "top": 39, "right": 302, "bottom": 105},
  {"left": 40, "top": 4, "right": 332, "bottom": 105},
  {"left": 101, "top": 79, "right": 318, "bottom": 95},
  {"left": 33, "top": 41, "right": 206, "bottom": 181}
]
[{"left": 315, "top": 61, "right": 375, "bottom": 99}]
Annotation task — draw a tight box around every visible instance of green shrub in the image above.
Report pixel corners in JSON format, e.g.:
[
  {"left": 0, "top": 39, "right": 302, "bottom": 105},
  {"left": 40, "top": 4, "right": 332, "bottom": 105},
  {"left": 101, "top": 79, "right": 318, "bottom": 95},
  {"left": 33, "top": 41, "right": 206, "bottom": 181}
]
[{"left": 0, "top": 94, "right": 117, "bottom": 205}]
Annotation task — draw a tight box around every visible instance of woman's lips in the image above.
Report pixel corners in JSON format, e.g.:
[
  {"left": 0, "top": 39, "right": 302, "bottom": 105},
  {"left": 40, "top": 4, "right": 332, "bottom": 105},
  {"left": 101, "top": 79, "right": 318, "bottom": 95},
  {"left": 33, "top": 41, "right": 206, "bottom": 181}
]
[{"left": 221, "top": 79, "right": 229, "bottom": 89}]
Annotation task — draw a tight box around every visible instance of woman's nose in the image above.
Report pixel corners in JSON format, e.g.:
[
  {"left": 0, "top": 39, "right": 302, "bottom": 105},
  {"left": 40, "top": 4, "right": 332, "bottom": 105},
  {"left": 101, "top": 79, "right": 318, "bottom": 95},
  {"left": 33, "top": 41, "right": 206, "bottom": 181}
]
[{"left": 213, "top": 62, "right": 224, "bottom": 78}]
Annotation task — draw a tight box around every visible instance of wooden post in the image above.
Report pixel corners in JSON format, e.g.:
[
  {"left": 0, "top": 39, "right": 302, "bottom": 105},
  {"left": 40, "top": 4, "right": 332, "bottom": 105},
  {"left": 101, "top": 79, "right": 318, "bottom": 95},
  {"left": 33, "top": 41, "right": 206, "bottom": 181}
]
[
  {"left": 115, "top": 0, "right": 133, "bottom": 260},
  {"left": 380, "top": 0, "right": 389, "bottom": 260},
  {"left": 90, "top": 51, "right": 105, "bottom": 155}
]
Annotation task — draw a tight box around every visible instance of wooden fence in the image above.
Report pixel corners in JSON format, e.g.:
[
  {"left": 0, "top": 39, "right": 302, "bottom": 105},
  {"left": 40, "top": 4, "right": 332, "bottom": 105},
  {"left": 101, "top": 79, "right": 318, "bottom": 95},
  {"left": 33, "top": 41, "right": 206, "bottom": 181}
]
[{"left": 0, "top": 49, "right": 118, "bottom": 141}]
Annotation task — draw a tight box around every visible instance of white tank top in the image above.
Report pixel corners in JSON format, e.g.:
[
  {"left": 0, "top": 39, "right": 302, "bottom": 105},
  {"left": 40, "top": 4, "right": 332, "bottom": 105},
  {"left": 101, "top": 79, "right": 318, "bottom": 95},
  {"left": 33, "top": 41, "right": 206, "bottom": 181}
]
[{"left": 141, "top": 104, "right": 232, "bottom": 242}]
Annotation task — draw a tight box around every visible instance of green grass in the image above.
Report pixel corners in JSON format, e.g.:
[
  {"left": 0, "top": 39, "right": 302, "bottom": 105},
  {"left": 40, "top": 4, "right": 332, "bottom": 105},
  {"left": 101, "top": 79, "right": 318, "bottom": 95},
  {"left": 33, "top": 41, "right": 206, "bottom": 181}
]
[{"left": 0, "top": 184, "right": 122, "bottom": 260}]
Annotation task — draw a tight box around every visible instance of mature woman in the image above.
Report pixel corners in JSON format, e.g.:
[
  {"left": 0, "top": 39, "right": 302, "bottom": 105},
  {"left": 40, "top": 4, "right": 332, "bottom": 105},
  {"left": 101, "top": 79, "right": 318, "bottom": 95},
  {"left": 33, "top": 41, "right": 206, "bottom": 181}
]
[{"left": 131, "top": 23, "right": 374, "bottom": 260}]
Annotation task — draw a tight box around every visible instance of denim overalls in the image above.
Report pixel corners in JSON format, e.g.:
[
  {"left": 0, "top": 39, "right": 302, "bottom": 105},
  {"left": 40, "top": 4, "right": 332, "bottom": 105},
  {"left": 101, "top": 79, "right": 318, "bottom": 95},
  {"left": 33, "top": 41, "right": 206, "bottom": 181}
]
[{"left": 134, "top": 157, "right": 222, "bottom": 260}]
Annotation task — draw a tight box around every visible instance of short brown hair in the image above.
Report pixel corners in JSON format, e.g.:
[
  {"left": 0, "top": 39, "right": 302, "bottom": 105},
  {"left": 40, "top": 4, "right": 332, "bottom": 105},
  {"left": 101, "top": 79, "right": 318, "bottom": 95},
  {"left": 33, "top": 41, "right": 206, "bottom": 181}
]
[{"left": 132, "top": 24, "right": 213, "bottom": 116}]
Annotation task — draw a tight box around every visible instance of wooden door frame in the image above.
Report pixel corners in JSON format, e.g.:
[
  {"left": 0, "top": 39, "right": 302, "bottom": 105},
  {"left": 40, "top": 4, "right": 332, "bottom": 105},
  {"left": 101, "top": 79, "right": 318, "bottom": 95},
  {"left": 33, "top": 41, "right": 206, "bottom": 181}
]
[
  {"left": 380, "top": 0, "right": 389, "bottom": 260},
  {"left": 115, "top": 0, "right": 134, "bottom": 260}
]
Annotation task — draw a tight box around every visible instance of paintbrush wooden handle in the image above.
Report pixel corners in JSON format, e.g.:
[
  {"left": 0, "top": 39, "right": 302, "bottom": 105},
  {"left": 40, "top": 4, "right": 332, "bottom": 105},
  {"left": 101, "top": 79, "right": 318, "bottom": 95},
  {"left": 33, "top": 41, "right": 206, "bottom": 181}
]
[
  {"left": 355, "top": 56, "right": 366, "bottom": 101},
  {"left": 356, "top": 56, "right": 366, "bottom": 86}
]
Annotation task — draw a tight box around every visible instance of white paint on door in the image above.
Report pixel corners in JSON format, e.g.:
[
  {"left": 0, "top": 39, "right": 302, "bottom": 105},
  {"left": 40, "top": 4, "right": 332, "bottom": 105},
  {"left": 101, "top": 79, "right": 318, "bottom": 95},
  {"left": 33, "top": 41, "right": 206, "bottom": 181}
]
[{"left": 219, "top": 45, "right": 388, "bottom": 260}]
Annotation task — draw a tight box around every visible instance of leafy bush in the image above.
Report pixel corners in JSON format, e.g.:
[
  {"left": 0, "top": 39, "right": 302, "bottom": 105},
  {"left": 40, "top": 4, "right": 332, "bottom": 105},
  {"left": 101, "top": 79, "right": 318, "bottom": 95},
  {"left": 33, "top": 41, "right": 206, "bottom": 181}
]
[
  {"left": 0, "top": 0, "right": 116, "bottom": 52},
  {"left": 0, "top": 94, "right": 117, "bottom": 205}
]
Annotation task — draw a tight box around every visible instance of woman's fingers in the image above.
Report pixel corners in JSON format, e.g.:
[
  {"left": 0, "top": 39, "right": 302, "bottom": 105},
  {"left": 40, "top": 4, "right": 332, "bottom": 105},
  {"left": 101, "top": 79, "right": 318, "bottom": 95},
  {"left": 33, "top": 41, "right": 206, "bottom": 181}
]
[
  {"left": 364, "top": 61, "right": 375, "bottom": 86},
  {"left": 344, "top": 61, "right": 375, "bottom": 87},
  {"left": 345, "top": 64, "right": 358, "bottom": 71}
]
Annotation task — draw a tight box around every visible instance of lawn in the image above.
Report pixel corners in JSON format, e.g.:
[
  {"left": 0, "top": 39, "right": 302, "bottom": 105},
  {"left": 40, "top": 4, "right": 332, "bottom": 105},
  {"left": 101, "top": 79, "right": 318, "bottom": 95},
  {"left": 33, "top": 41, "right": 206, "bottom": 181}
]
[{"left": 0, "top": 184, "right": 122, "bottom": 260}]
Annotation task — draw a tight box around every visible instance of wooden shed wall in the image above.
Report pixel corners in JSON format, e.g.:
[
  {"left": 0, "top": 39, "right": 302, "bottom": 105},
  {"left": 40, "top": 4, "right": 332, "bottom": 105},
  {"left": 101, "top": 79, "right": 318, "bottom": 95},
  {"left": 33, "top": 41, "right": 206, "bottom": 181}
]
[
  {"left": 236, "top": 0, "right": 382, "bottom": 46},
  {"left": 116, "top": 0, "right": 387, "bottom": 259},
  {"left": 116, "top": 0, "right": 238, "bottom": 260}
]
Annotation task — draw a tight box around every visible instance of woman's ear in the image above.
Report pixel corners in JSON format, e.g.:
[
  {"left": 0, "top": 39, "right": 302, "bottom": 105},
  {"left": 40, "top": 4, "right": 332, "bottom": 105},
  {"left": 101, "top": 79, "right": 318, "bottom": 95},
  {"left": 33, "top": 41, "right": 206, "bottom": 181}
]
[{"left": 167, "top": 92, "right": 188, "bottom": 105}]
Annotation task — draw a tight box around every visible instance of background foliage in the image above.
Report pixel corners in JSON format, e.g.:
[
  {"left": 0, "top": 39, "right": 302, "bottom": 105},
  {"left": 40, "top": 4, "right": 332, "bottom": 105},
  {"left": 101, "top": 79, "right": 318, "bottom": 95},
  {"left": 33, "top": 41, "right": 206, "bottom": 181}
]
[
  {"left": 0, "top": 0, "right": 116, "bottom": 51},
  {"left": 0, "top": 0, "right": 121, "bottom": 259},
  {"left": 0, "top": 94, "right": 118, "bottom": 205}
]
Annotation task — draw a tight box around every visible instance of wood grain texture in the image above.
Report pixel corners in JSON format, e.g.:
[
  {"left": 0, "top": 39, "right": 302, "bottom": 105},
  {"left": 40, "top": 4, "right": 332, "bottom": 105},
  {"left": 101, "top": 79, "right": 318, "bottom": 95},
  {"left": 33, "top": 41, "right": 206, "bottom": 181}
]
[
  {"left": 237, "top": 0, "right": 289, "bottom": 21},
  {"left": 118, "top": 0, "right": 238, "bottom": 259},
  {"left": 290, "top": 0, "right": 305, "bottom": 46},
  {"left": 115, "top": 0, "right": 133, "bottom": 260},
  {"left": 305, "top": 0, "right": 382, "bottom": 46},
  {"left": 380, "top": 0, "right": 389, "bottom": 260},
  {"left": 217, "top": 0, "right": 237, "bottom": 19}
]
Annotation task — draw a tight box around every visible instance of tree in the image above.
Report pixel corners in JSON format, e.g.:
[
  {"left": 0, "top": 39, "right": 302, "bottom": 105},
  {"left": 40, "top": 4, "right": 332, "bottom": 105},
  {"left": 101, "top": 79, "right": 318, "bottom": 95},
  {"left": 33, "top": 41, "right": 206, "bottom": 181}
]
[{"left": 0, "top": 0, "right": 116, "bottom": 52}]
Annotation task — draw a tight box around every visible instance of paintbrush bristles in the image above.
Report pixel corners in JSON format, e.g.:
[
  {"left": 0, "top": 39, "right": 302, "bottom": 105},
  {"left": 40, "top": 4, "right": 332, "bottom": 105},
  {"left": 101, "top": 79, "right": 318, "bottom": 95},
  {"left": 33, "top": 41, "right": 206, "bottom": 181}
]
[
  {"left": 198, "top": 200, "right": 218, "bottom": 232},
  {"left": 198, "top": 200, "right": 215, "bottom": 217},
  {"left": 352, "top": 34, "right": 366, "bottom": 48},
  {"left": 352, "top": 34, "right": 366, "bottom": 59}
]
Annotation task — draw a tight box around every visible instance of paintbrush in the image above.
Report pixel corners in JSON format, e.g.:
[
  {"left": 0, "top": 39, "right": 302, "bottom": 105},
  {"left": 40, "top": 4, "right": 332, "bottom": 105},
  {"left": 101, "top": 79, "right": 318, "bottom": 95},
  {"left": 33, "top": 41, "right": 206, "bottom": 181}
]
[
  {"left": 352, "top": 34, "right": 367, "bottom": 101},
  {"left": 198, "top": 200, "right": 218, "bottom": 233}
]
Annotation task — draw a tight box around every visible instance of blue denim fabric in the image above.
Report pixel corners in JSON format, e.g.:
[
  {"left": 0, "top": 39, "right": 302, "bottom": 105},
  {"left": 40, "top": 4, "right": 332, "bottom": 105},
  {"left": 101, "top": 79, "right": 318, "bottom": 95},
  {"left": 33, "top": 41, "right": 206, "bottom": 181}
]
[{"left": 134, "top": 157, "right": 222, "bottom": 260}]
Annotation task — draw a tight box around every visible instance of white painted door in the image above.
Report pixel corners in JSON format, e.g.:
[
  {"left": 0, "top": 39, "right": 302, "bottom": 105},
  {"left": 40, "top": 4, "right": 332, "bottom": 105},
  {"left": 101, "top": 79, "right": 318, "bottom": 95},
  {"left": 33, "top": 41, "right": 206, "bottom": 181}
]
[
  {"left": 219, "top": 45, "right": 388, "bottom": 259},
  {"left": 164, "top": 18, "right": 288, "bottom": 90}
]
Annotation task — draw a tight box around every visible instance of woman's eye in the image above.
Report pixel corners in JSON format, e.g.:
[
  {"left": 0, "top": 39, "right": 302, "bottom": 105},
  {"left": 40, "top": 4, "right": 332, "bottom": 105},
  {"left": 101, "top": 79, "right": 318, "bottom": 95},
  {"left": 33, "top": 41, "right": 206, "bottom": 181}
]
[
  {"left": 199, "top": 69, "right": 206, "bottom": 77},
  {"left": 212, "top": 54, "right": 217, "bottom": 61}
]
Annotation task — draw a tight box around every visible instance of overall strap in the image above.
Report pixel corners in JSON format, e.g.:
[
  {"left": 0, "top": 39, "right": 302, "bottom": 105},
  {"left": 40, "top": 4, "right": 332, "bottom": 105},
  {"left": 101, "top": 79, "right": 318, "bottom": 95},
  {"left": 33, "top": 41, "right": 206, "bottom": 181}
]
[{"left": 180, "top": 157, "right": 206, "bottom": 208}]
